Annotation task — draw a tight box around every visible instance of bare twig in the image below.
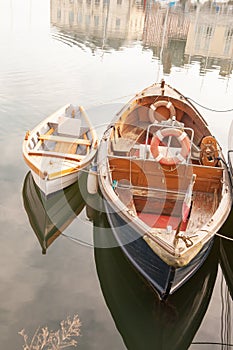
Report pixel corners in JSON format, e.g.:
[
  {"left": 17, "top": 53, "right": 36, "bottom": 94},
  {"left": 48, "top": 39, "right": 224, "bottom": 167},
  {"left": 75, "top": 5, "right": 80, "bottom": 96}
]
[{"left": 18, "top": 314, "right": 81, "bottom": 350}]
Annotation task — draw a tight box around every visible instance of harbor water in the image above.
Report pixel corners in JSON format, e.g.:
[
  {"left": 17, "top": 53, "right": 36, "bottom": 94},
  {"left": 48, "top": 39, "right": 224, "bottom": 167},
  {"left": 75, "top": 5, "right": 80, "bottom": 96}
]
[{"left": 0, "top": 0, "right": 233, "bottom": 348}]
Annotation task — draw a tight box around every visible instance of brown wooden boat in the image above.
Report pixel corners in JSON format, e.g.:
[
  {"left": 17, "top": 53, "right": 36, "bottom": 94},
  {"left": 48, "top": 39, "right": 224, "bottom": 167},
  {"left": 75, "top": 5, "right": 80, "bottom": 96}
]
[{"left": 97, "top": 80, "right": 232, "bottom": 299}]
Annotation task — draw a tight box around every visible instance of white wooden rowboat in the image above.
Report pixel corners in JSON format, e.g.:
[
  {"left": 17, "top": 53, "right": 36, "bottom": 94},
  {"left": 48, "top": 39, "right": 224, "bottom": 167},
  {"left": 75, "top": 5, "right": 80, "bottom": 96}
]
[{"left": 23, "top": 104, "right": 98, "bottom": 195}]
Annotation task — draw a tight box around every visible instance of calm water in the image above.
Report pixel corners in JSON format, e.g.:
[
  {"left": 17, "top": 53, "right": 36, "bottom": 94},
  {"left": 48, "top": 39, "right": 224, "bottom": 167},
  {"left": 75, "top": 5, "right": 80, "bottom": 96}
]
[{"left": 0, "top": 0, "right": 233, "bottom": 348}]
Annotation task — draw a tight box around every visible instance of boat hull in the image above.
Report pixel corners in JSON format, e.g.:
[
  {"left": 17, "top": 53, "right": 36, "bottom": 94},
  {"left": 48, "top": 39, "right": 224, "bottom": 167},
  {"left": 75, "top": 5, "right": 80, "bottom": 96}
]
[
  {"left": 105, "top": 201, "right": 214, "bottom": 299},
  {"left": 31, "top": 168, "right": 83, "bottom": 196},
  {"left": 97, "top": 81, "right": 232, "bottom": 299},
  {"left": 94, "top": 212, "right": 219, "bottom": 349}
]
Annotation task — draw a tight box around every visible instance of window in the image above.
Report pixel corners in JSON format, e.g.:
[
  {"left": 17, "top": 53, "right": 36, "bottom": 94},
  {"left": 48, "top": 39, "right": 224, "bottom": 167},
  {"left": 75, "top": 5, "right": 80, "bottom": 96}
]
[
  {"left": 116, "top": 18, "right": 121, "bottom": 28},
  {"left": 69, "top": 11, "right": 74, "bottom": 24},
  {"left": 85, "top": 15, "right": 91, "bottom": 25},
  {"left": 94, "top": 16, "right": 99, "bottom": 26},
  {"left": 77, "top": 11, "right": 82, "bottom": 24}
]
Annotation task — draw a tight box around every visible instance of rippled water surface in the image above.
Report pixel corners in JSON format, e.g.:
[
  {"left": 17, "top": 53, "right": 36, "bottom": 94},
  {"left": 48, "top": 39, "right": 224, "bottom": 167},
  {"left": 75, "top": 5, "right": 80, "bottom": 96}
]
[{"left": 0, "top": 0, "right": 233, "bottom": 348}]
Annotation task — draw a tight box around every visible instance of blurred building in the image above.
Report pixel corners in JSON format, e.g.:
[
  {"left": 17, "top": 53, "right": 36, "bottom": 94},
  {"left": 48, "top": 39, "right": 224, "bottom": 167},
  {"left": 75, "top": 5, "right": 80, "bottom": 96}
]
[
  {"left": 143, "top": 3, "right": 190, "bottom": 73},
  {"left": 50, "top": 0, "right": 145, "bottom": 50},
  {"left": 50, "top": 0, "right": 233, "bottom": 76}
]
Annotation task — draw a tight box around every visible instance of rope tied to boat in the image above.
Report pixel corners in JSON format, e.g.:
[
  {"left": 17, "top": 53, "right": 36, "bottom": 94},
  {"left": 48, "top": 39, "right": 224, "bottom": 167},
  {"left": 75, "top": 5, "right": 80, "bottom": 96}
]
[
  {"left": 185, "top": 97, "right": 233, "bottom": 113},
  {"left": 215, "top": 232, "right": 233, "bottom": 241},
  {"left": 173, "top": 232, "right": 195, "bottom": 248}
]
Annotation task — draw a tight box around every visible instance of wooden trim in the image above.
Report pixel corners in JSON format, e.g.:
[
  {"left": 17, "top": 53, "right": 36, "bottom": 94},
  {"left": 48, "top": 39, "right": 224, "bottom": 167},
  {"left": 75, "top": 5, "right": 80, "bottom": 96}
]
[
  {"left": 28, "top": 150, "right": 85, "bottom": 161},
  {"left": 48, "top": 167, "right": 80, "bottom": 180},
  {"left": 132, "top": 187, "right": 185, "bottom": 201},
  {"left": 33, "top": 127, "right": 55, "bottom": 151},
  {"left": 38, "top": 134, "right": 91, "bottom": 146},
  {"left": 83, "top": 132, "right": 90, "bottom": 154}
]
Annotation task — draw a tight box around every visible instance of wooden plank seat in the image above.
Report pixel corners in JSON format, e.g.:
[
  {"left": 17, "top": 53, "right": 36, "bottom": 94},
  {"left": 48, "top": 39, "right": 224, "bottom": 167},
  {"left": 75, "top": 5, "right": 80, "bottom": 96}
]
[
  {"left": 111, "top": 138, "right": 136, "bottom": 156},
  {"left": 108, "top": 156, "right": 224, "bottom": 194},
  {"left": 38, "top": 134, "right": 91, "bottom": 146}
]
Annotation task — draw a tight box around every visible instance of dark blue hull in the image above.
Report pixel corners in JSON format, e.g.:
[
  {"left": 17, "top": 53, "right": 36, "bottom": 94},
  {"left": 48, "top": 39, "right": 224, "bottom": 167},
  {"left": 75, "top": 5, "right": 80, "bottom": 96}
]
[
  {"left": 94, "top": 211, "right": 219, "bottom": 350},
  {"left": 106, "top": 202, "right": 214, "bottom": 300}
]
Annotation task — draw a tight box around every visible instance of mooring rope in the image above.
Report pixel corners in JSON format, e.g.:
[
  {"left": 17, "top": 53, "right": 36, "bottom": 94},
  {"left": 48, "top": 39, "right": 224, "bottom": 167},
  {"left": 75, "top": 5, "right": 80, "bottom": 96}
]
[
  {"left": 191, "top": 342, "right": 233, "bottom": 347},
  {"left": 215, "top": 232, "right": 233, "bottom": 242},
  {"left": 185, "top": 97, "right": 233, "bottom": 113},
  {"left": 61, "top": 232, "right": 94, "bottom": 248},
  {"left": 89, "top": 93, "right": 233, "bottom": 113}
]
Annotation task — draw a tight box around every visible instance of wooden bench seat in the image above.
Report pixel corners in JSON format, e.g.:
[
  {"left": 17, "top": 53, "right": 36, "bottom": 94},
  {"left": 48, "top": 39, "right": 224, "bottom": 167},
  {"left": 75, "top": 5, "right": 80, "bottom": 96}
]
[
  {"left": 38, "top": 134, "right": 91, "bottom": 146},
  {"left": 108, "top": 156, "right": 223, "bottom": 194},
  {"left": 111, "top": 138, "right": 136, "bottom": 156}
]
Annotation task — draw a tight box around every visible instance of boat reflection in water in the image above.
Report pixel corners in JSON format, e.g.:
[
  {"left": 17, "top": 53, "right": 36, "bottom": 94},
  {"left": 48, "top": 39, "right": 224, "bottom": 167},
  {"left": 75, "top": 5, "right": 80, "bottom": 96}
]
[
  {"left": 93, "top": 211, "right": 219, "bottom": 350},
  {"left": 218, "top": 208, "right": 233, "bottom": 300},
  {"left": 22, "top": 171, "right": 86, "bottom": 254}
]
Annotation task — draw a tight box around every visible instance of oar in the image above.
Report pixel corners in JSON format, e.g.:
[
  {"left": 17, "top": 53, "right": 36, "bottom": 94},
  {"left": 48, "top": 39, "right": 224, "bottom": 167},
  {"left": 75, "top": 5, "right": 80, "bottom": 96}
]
[{"left": 173, "top": 174, "right": 196, "bottom": 246}]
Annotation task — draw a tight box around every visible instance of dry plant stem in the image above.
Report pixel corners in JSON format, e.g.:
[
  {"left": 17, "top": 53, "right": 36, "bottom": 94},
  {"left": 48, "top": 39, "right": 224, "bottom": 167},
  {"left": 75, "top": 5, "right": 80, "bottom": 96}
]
[{"left": 18, "top": 314, "right": 81, "bottom": 350}]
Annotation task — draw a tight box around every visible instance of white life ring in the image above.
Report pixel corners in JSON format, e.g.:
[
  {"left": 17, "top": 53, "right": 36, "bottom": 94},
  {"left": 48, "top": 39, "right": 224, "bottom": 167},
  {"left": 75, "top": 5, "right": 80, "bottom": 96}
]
[
  {"left": 149, "top": 100, "right": 176, "bottom": 123},
  {"left": 150, "top": 128, "right": 191, "bottom": 166}
]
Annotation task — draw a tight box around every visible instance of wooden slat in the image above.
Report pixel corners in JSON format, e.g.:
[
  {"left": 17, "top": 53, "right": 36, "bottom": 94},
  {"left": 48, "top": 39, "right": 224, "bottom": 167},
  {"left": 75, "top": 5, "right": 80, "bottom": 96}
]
[
  {"left": 28, "top": 150, "right": 85, "bottom": 161},
  {"left": 54, "top": 142, "right": 77, "bottom": 154},
  {"left": 83, "top": 132, "right": 90, "bottom": 154},
  {"left": 38, "top": 134, "right": 91, "bottom": 146},
  {"left": 34, "top": 128, "right": 55, "bottom": 151},
  {"left": 132, "top": 187, "right": 185, "bottom": 200}
]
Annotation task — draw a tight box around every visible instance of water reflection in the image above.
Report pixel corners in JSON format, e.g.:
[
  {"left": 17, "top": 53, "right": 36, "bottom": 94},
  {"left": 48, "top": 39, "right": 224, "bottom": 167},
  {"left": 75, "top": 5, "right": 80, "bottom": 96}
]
[
  {"left": 22, "top": 171, "right": 86, "bottom": 254},
  {"left": 50, "top": 0, "right": 233, "bottom": 77},
  {"left": 219, "top": 208, "right": 233, "bottom": 300},
  {"left": 93, "top": 211, "right": 219, "bottom": 350},
  {"left": 22, "top": 169, "right": 233, "bottom": 348},
  {"left": 220, "top": 237, "right": 233, "bottom": 300}
]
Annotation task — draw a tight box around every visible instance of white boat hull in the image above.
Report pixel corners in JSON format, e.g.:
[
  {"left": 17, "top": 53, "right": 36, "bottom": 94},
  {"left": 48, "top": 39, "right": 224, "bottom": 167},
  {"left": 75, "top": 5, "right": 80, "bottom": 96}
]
[{"left": 31, "top": 169, "right": 82, "bottom": 196}]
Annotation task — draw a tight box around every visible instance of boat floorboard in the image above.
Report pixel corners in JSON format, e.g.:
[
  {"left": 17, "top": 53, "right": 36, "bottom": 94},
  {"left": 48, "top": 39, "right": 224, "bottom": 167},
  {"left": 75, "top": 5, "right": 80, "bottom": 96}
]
[
  {"left": 54, "top": 141, "right": 77, "bottom": 154},
  {"left": 186, "top": 192, "right": 215, "bottom": 231}
]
